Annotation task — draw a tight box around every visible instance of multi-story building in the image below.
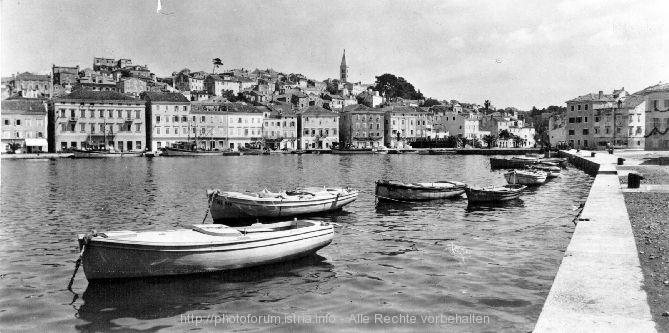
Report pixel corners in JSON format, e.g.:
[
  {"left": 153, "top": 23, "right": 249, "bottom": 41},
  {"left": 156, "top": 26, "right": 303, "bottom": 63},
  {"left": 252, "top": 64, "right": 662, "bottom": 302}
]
[
  {"left": 298, "top": 106, "right": 339, "bottom": 149},
  {"left": 50, "top": 90, "right": 145, "bottom": 152},
  {"left": 78, "top": 75, "right": 119, "bottom": 92},
  {"left": 431, "top": 106, "right": 483, "bottom": 143},
  {"left": 9, "top": 72, "right": 52, "bottom": 98},
  {"left": 383, "top": 106, "right": 433, "bottom": 148},
  {"left": 481, "top": 112, "right": 536, "bottom": 147},
  {"left": 189, "top": 101, "right": 264, "bottom": 151},
  {"left": 565, "top": 89, "right": 625, "bottom": 149},
  {"left": 143, "top": 92, "right": 191, "bottom": 150},
  {"left": 173, "top": 69, "right": 206, "bottom": 92},
  {"left": 339, "top": 104, "right": 385, "bottom": 148},
  {"left": 1, "top": 99, "right": 48, "bottom": 153},
  {"left": 52, "top": 65, "right": 79, "bottom": 86},
  {"left": 205, "top": 75, "right": 243, "bottom": 96},
  {"left": 261, "top": 105, "right": 298, "bottom": 150},
  {"left": 322, "top": 93, "right": 344, "bottom": 110},
  {"left": 638, "top": 82, "right": 669, "bottom": 150},
  {"left": 118, "top": 77, "right": 148, "bottom": 96}
]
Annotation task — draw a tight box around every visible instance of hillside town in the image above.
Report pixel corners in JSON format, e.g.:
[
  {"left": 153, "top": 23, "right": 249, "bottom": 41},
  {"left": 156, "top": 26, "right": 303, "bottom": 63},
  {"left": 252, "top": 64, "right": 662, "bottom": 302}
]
[{"left": 1, "top": 52, "right": 668, "bottom": 154}]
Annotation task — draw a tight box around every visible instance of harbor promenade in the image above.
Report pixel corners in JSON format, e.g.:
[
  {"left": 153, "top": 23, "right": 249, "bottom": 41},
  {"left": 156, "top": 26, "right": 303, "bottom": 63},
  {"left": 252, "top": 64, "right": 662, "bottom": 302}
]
[{"left": 534, "top": 150, "right": 657, "bottom": 332}]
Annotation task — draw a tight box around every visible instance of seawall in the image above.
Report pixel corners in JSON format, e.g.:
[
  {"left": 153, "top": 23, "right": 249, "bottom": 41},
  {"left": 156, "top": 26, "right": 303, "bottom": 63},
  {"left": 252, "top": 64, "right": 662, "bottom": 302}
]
[{"left": 533, "top": 150, "right": 657, "bottom": 332}]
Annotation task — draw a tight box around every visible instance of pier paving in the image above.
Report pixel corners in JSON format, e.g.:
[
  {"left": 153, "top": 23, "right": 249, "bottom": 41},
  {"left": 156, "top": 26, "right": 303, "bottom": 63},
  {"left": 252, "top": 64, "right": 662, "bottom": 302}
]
[{"left": 534, "top": 150, "right": 657, "bottom": 333}]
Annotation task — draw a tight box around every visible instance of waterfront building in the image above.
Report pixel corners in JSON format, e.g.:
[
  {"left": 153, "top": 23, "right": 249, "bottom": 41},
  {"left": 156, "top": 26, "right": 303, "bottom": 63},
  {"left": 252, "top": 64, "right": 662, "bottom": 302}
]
[
  {"left": 340, "top": 104, "right": 385, "bottom": 148},
  {"left": 637, "top": 82, "right": 669, "bottom": 150},
  {"left": 298, "top": 106, "right": 339, "bottom": 149},
  {"left": 431, "top": 106, "right": 483, "bottom": 143},
  {"left": 590, "top": 94, "right": 645, "bottom": 149},
  {"left": 1, "top": 99, "right": 48, "bottom": 153},
  {"left": 261, "top": 105, "right": 298, "bottom": 150},
  {"left": 190, "top": 100, "right": 264, "bottom": 151},
  {"left": 565, "top": 90, "right": 624, "bottom": 149},
  {"left": 481, "top": 112, "right": 536, "bottom": 147},
  {"left": 50, "top": 90, "right": 145, "bottom": 152},
  {"left": 383, "top": 106, "right": 433, "bottom": 148},
  {"left": 143, "top": 92, "right": 191, "bottom": 151}
]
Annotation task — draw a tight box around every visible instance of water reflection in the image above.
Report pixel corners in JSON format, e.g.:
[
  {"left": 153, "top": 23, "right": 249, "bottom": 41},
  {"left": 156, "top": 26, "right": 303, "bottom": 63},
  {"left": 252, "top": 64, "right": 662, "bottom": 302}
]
[
  {"left": 76, "top": 255, "right": 334, "bottom": 332},
  {"left": 464, "top": 198, "right": 525, "bottom": 213}
]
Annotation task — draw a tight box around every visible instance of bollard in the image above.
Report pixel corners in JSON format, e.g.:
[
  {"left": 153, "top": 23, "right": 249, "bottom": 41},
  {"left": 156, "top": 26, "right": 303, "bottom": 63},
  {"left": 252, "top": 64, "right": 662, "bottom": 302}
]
[
  {"left": 628, "top": 172, "right": 643, "bottom": 188},
  {"left": 591, "top": 152, "right": 596, "bottom": 157},
  {"left": 608, "top": 148, "right": 614, "bottom": 154},
  {"left": 617, "top": 157, "right": 625, "bottom": 165}
]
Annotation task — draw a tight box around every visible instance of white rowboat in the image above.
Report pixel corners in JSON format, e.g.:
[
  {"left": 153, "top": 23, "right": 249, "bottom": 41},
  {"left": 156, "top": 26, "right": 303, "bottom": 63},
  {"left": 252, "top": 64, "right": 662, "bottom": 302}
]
[
  {"left": 77, "top": 220, "right": 334, "bottom": 280},
  {"left": 504, "top": 169, "right": 548, "bottom": 185},
  {"left": 208, "top": 187, "right": 358, "bottom": 224}
]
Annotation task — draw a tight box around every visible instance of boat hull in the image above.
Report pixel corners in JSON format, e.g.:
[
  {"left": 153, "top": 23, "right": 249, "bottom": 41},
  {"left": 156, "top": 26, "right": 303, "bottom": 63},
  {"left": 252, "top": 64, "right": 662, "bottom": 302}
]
[
  {"left": 465, "top": 185, "right": 526, "bottom": 203},
  {"left": 330, "top": 148, "right": 374, "bottom": 154},
  {"left": 72, "top": 150, "right": 143, "bottom": 158},
  {"left": 503, "top": 170, "right": 548, "bottom": 185},
  {"left": 79, "top": 222, "right": 334, "bottom": 280},
  {"left": 209, "top": 188, "right": 358, "bottom": 223},
  {"left": 489, "top": 157, "right": 536, "bottom": 168},
  {"left": 375, "top": 180, "right": 465, "bottom": 201},
  {"left": 161, "top": 147, "right": 222, "bottom": 156}
]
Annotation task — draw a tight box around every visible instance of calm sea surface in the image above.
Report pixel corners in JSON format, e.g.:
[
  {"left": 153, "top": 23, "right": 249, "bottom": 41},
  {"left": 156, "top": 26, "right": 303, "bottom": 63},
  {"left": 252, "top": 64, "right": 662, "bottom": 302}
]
[{"left": 0, "top": 154, "right": 593, "bottom": 332}]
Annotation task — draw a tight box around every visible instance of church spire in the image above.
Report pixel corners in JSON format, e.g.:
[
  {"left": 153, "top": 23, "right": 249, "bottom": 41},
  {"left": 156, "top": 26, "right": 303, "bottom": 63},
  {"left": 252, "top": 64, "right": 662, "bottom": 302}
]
[{"left": 340, "top": 49, "right": 348, "bottom": 83}]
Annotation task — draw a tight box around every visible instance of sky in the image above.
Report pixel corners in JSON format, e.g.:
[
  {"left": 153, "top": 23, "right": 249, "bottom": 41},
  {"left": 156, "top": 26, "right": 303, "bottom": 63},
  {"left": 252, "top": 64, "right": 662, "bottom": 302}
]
[{"left": 2, "top": 0, "right": 668, "bottom": 110}]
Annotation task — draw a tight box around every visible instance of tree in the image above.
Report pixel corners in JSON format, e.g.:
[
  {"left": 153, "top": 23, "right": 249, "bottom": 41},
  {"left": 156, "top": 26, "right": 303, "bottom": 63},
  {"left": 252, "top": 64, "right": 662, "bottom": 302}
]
[
  {"left": 221, "top": 90, "right": 238, "bottom": 102},
  {"left": 325, "top": 79, "right": 340, "bottom": 95},
  {"left": 212, "top": 58, "right": 223, "bottom": 73},
  {"left": 482, "top": 134, "right": 497, "bottom": 148},
  {"left": 422, "top": 98, "right": 441, "bottom": 107},
  {"left": 373, "top": 73, "right": 424, "bottom": 101},
  {"left": 484, "top": 100, "right": 491, "bottom": 113},
  {"left": 7, "top": 142, "right": 22, "bottom": 153},
  {"left": 498, "top": 129, "right": 513, "bottom": 141},
  {"left": 512, "top": 134, "right": 526, "bottom": 148}
]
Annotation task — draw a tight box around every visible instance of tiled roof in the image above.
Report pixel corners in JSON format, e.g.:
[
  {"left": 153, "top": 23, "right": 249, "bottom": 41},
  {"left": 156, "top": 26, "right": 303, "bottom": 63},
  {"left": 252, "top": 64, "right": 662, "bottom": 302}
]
[
  {"left": 300, "top": 105, "right": 337, "bottom": 116},
  {"left": 622, "top": 94, "right": 645, "bottom": 108},
  {"left": 634, "top": 82, "right": 669, "bottom": 95},
  {"left": 15, "top": 72, "right": 50, "bottom": 81},
  {"left": 382, "top": 106, "right": 421, "bottom": 114},
  {"left": 143, "top": 92, "right": 190, "bottom": 103},
  {"left": 1, "top": 99, "right": 47, "bottom": 114},
  {"left": 566, "top": 93, "right": 615, "bottom": 103},
  {"left": 57, "top": 90, "right": 138, "bottom": 101}
]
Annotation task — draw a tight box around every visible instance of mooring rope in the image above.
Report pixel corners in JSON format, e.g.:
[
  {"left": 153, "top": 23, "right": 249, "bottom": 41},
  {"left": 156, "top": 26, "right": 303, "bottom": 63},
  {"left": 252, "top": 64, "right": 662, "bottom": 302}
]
[{"left": 67, "top": 231, "right": 106, "bottom": 291}]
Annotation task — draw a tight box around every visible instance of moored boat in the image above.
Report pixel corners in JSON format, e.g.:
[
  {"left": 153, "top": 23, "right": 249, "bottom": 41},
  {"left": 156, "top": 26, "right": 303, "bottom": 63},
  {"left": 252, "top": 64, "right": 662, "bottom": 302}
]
[
  {"left": 489, "top": 157, "right": 537, "bottom": 168},
  {"left": 330, "top": 147, "right": 374, "bottom": 154},
  {"left": 72, "top": 149, "right": 143, "bottom": 158},
  {"left": 77, "top": 220, "right": 334, "bottom": 280},
  {"left": 373, "top": 146, "right": 389, "bottom": 154},
  {"left": 465, "top": 184, "right": 526, "bottom": 203},
  {"left": 419, "top": 149, "right": 457, "bottom": 155},
  {"left": 375, "top": 180, "right": 466, "bottom": 201},
  {"left": 531, "top": 164, "right": 561, "bottom": 178},
  {"left": 503, "top": 169, "right": 548, "bottom": 185},
  {"left": 208, "top": 187, "right": 359, "bottom": 224},
  {"left": 161, "top": 147, "right": 222, "bottom": 156}
]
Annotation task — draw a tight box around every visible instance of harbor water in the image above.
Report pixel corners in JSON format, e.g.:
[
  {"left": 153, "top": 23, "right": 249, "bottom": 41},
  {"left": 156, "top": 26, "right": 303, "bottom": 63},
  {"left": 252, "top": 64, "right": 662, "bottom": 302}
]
[{"left": 0, "top": 154, "right": 593, "bottom": 332}]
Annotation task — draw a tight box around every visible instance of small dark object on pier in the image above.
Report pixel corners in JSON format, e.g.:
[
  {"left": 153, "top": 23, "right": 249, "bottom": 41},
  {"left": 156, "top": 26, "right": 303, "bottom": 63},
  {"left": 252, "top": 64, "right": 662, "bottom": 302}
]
[
  {"left": 628, "top": 172, "right": 643, "bottom": 189},
  {"left": 617, "top": 157, "right": 625, "bottom": 165}
]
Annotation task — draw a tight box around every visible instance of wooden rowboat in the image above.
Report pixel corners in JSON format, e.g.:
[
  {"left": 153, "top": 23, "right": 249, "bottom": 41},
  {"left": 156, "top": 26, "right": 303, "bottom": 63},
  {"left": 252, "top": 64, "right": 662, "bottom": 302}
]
[
  {"left": 375, "top": 180, "right": 466, "bottom": 201},
  {"left": 77, "top": 220, "right": 334, "bottom": 280},
  {"left": 531, "top": 164, "right": 561, "bottom": 178},
  {"left": 208, "top": 187, "right": 358, "bottom": 224},
  {"left": 72, "top": 149, "right": 143, "bottom": 158},
  {"left": 503, "top": 169, "right": 548, "bottom": 185},
  {"left": 465, "top": 184, "right": 526, "bottom": 203}
]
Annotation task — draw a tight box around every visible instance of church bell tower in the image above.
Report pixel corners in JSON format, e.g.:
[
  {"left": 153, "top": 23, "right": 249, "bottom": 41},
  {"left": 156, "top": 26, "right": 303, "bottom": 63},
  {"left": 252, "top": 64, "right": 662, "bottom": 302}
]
[{"left": 340, "top": 49, "right": 348, "bottom": 83}]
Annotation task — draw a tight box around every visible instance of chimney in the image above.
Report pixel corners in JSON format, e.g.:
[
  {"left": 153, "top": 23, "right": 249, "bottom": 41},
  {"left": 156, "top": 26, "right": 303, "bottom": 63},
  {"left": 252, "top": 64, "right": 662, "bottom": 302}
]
[{"left": 598, "top": 91, "right": 603, "bottom": 99}]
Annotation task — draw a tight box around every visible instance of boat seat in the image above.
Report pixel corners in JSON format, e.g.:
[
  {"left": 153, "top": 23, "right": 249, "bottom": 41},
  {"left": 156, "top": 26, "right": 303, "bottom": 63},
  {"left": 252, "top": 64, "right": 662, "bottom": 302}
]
[{"left": 186, "top": 224, "right": 242, "bottom": 236}]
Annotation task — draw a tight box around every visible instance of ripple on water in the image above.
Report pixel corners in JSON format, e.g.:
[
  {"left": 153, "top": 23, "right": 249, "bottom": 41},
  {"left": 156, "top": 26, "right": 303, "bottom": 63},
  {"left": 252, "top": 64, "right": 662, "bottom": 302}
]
[{"left": 0, "top": 155, "right": 593, "bottom": 332}]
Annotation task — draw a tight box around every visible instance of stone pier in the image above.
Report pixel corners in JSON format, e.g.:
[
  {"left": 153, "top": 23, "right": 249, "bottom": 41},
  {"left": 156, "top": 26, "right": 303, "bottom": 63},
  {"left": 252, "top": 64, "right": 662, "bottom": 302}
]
[{"left": 533, "top": 150, "right": 657, "bottom": 332}]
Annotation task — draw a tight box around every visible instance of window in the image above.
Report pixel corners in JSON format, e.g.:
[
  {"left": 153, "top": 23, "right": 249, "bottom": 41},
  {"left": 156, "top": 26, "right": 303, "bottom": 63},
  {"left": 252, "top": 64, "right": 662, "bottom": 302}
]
[
  {"left": 135, "top": 124, "right": 141, "bottom": 132},
  {"left": 582, "top": 129, "right": 589, "bottom": 135},
  {"left": 594, "top": 127, "right": 599, "bottom": 134},
  {"left": 173, "top": 116, "right": 179, "bottom": 122},
  {"left": 577, "top": 105, "right": 581, "bottom": 111},
  {"left": 80, "top": 124, "right": 85, "bottom": 132},
  {"left": 99, "top": 110, "right": 104, "bottom": 118},
  {"left": 201, "top": 116, "right": 206, "bottom": 122},
  {"left": 135, "top": 111, "right": 140, "bottom": 119},
  {"left": 90, "top": 110, "right": 95, "bottom": 118},
  {"left": 81, "top": 110, "right": 86, "bottom": 118},
  {"left": 166, "top": 127, "right": 170, "bottom": 134},
  {"left": 595, "top": 116, "right": 600, "bottom": 122},
  {"left": 568, "top": 129, "right": 575, "bottom": 135},
  {"left": 156, "top": 116, "right": 161, "bottom": 123},
  {"left": 118, "top": 110, "right": 122, "bottom": 118},
  {"left": 584, "top": 117, "right": 588, "bottom": 123},
  {"left": 665, "top": 100, "right": 669, "bottom": 108},
  {"left": 175, "top": 127, "right": 179, "bottom": 135},
  {"left": 91, "top": 124, "right": 95, "bottom": 133},
  {"left": 109, "top": 110, "right": 114, "bottom": 118},
  {"left": 569, "top": 118, "right": 575, "bottom": 123},
  {"left": 136, "top": 141, "right": 142, "bottom": 150},
  {"left": 585, "top": 104, "right": 588, "bottom": 110},
  {"left": 576, "top": 117, "right": 582, "bottom": 123},
  {"left": 3, "top": 119, "right": 9, "bottom": 125}
]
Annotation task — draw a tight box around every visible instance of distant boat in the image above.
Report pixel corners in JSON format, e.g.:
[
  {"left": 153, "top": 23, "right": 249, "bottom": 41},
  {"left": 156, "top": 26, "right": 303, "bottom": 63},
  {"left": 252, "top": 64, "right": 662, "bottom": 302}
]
[
  {"left": 208, "top": 187, "right": 359, "bottom": 224},
  {"left": 373, "top": 146, "right": 389, "bottom": 154},
  {"left": 503, "top": 169, "right": 548, "bottom": 185},
  {"left": 72, "top": 149, "right": 143, "bottom": 158},
  {"left": 239, "top": 147, "right": 270, "bottom": 155},
  {"left": 161, "top": 142, "right": 221, "bottom": 156},
  {"left": 465, "top": 184, "right": 526, "bottom": 203},
  {"left": 418, "top": 149, "right": 457, "bottom": 155},
  {"left": 330, "top": 147, "right": 374, "bottom": 154},
  {"left": 375, "top": 180, "right": 466, "bottom": 201},
  {"left": 77, "top": 220, "right": 334, "bottom": 280}
]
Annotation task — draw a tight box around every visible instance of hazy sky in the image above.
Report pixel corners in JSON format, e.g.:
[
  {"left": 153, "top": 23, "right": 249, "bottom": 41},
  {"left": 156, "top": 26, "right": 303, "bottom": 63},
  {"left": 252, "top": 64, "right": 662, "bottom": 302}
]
[{"left": 2, "top": 0, "right": 668, "bottom": 109}]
